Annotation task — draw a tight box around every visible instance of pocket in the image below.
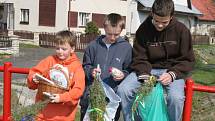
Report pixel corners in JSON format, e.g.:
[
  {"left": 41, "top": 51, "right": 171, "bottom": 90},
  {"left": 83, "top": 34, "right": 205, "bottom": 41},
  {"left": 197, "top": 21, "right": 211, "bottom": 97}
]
[
  {"left": 165, "top": 43, "right": 178, "bottom": 57},
  {"left": 147, "top": 45, "right": 165, "bottom": 61}
]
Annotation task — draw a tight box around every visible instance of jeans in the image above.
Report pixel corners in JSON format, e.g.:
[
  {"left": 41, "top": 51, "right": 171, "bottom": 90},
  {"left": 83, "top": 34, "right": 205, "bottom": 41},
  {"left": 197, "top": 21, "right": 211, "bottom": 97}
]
[{"left": 117, "top": 69, "right": 185, "bottom": 121}]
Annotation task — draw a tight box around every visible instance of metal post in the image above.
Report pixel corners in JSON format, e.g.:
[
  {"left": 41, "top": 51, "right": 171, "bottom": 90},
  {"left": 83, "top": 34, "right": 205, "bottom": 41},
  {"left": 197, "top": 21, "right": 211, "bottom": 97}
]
[
  {"left": 183, "top": 79, "right": 194, "bottom": 121},
  {"left": 3, "top": 62, "right": 12, "bottom": 121}
]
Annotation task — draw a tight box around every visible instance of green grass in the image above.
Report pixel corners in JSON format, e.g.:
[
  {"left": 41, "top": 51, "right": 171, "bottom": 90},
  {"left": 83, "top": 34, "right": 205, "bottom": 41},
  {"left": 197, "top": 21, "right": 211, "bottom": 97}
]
[
  {"left": 192, "top": 69, "right": 215, "bottom": 85},
  {"left": 75, "top": 109, "right": 80, "bottom": 121},
  {"left": 19, "top": 43, "right": 39, "bottom": 48},
  {"left": 191, "top": 45, "right": 215, "bottom": 121}
]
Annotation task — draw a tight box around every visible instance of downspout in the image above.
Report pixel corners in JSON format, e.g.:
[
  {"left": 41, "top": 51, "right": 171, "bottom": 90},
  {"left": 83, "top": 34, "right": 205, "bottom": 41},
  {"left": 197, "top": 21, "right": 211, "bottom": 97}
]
[
  {"left": 187, "top": 0, "right": 192, "bottom": 9},
  {"left": 68, "top": 0, "right": 71, "bottom": 30}
]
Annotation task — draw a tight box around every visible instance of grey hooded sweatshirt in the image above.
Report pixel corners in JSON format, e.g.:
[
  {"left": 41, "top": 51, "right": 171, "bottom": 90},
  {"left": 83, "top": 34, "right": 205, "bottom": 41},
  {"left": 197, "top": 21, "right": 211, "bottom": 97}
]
[{"left": 83, "top": 35, "right": 132, "bottom": 87}]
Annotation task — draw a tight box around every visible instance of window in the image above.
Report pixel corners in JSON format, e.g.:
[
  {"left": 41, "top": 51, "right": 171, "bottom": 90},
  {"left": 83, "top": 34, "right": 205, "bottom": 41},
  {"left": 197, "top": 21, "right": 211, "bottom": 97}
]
[
  {"left": 78, "top": 12, "right": 90, "bottom": 27},
  {"left": 20, "top": 9, "right": 29, "bottom": 24}
]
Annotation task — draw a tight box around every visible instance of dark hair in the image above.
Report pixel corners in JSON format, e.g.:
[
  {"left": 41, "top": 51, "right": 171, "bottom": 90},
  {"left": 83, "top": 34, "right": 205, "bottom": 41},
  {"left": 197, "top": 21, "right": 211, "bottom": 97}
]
[
  {"left": 55, "top": 30, "right": 76, "bottom": 47},
  {"left": 152, "top": 0, "right": 174, "bottom": 17},
  {"left": 103, "top": 13, "right": 125, "bottom": 30}
]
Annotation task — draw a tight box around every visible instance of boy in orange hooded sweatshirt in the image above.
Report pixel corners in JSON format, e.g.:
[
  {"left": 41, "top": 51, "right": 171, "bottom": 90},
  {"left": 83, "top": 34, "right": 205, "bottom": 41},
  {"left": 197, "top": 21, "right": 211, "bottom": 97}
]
[{"left": 27, "top": 30, "right": 85, "bottom": 121}]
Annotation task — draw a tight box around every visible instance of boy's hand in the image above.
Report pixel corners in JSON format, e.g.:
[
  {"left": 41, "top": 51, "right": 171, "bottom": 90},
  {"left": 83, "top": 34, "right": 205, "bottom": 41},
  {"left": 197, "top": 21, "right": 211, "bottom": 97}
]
[
  {"left": 32, "top": 74, "right": 39, "bottom": 84},
  {"left": 113, "top": 72, "right": 124, "bottom": 81},
  {"left": 109, "top": 67, "right": 124, "bottom": 81},
  {"left": 50, "top": 94, "right": 60, "bottom": 103},
  {"left": 158, "top": 73, "right": 172, "bottom": 85},
  {"left": 91, "top": 68, "right": 101, "bottom": 78},
  {"left": 53, "top": 64, "right": 64, "bottom": 70}
]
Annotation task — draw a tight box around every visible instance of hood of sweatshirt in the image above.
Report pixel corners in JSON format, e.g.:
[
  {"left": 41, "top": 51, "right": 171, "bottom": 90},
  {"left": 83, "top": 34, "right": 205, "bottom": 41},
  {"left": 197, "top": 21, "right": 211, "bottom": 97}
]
[
  {"left": 53, "top": 53, "right": 80, "bottom": 66},
  {"left": 141, "top": 16, "right": 178, "bottom": 43}
]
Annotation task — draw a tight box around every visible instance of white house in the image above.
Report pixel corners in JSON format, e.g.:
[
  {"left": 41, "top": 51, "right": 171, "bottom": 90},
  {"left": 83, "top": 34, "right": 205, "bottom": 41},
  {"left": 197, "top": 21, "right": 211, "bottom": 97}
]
[
  {"left": 192, "top": 0, "right": 215, "bottom": 36},
  {"left": 0, "top": 0, "right": 128, "bottom": 35},
  {"left": 127, "top": 0, "right": 202, "bottom": 35},
  {"left": 0, "top": 0, "right": 201, "bottom": 36},
  {"left": 0, "top": 0, "right": 69, "bottom": 34}
]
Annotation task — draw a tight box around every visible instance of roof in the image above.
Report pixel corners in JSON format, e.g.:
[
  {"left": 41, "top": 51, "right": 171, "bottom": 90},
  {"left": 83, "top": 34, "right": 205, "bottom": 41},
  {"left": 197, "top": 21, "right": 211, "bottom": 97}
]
[
  {"left": 192, "top": 0, "right": 215, "bottom": 21},
  {"left": 137, "top": 0, "right": 202, "bottom": 15}
]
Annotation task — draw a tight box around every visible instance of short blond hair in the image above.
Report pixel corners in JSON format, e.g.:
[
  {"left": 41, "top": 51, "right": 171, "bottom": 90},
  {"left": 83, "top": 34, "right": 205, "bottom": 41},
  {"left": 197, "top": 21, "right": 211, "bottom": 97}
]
[
  {"left": 55, "top": 30, "right": 76, "bottom": 47},
  {"left": 103, "top": 13, "right": 125, "bottom": 30}
]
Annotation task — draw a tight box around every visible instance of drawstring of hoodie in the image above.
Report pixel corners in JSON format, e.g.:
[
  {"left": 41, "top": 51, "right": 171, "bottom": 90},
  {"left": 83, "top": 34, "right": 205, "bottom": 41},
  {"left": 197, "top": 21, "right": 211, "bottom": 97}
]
[{"left": 163, "top": 32, "right": 169, "bottom": 59}]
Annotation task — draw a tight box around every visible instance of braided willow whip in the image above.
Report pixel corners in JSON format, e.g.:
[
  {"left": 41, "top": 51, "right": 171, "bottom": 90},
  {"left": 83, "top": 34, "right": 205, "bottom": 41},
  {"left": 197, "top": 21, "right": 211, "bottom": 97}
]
[
  {"left": 132, "top": 75, "right": 157, "bottom": 120},
  {"left": 12, "top": 99, "right": 49, "bottom": 121},
  {"left": 89, "top": 68, "right": 107, "bottom": 121}
]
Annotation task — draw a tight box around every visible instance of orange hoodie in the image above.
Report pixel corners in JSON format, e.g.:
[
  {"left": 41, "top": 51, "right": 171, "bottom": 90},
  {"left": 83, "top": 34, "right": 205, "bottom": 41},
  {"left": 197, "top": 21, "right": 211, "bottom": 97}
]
[{"left": 27, "top": 53, "right": 85, "bottom": 121}]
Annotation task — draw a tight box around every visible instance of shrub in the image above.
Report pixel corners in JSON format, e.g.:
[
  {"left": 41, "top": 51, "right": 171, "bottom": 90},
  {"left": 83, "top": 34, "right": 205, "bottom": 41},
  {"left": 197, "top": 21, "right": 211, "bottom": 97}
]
[{"left": 85, "top": 22, "right": 100, "bottom": 35}]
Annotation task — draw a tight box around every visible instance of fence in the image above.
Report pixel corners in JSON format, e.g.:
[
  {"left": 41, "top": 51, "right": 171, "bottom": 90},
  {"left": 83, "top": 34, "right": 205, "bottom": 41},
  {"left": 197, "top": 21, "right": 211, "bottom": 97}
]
[
  {"left": 39, "top": 32, "right": 56, "bottom": 48},
  {"left": 75, "top": 34, "right": 97, "bottom": 51},
  {"left": 13, "top": 31, "right": 34, "bottom": 40},
  {"left": 192, "top": 35, "right": 210, "bottom": 45},
  {"left": 0, "top": 36, "right": 12, "bottom": 48},
  {"left": 39, "top": 33, "right": 97, "bottom": 51},
  {"left": 11, "top": 31, "right": 97, "bottom": 51},
  {"left": 0, "top": 62, "right": 215, "bottom": 121},
  {"left": 0, "top": 35, "right": 19, "bottom": 55}
]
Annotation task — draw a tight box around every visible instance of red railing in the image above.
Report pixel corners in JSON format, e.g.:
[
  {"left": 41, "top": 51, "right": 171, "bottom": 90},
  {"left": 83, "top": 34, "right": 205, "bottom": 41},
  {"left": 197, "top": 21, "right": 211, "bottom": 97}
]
[
  {"left": 183, "top": 79, "right": 215, "bottom": 121},
  {"left": 0, "top": 62, "right": 215, "bottom": 121},
  {"left": 0, "top": 62, "right": 29, "bottom": 121}
]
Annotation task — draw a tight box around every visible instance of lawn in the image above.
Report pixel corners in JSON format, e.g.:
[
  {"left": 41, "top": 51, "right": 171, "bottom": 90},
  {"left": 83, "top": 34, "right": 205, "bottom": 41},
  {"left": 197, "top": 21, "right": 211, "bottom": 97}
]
[{"left": 191, "top": 45, "right": 215, "bottom": 121}]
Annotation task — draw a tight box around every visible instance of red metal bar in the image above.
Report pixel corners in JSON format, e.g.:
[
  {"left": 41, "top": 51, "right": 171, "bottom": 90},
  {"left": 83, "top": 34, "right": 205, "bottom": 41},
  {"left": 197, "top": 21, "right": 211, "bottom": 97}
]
[
  {"left": 183, "top": 78, "right": 194, "bottom": 121},
  {"left": 8, "top": 67, "right": 29, "bottom": 74},
  {"left": 193, "top": 84, "right": 215, "bottom": 93},
  {"left": 3, "top": 62, "right": 12, "bottom": 121},
  {"left": 0, "top": 66, "right": 3, "bottom": 71},
  {"left": 0, "top": 66, "right": 29, "bottom": 74}
]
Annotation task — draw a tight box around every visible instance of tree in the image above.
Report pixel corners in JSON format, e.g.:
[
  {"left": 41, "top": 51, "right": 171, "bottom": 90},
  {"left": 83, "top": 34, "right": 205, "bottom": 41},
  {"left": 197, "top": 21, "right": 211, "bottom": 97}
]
[{"left": 84, "top": 21, "right": 100, "bottom": 35}]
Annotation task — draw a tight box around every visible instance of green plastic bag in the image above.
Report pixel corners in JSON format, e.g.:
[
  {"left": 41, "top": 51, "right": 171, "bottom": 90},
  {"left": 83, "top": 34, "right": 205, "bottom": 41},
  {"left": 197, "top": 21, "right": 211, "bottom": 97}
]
[{"left": 134, "top": 83, "right": 169, "bottom": 121}]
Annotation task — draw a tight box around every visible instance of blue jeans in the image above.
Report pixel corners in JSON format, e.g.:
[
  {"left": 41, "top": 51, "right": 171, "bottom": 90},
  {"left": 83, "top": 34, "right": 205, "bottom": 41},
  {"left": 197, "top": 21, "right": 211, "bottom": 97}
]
[{"left": 117, "top": 69, "right": 185, "bottom": 121}]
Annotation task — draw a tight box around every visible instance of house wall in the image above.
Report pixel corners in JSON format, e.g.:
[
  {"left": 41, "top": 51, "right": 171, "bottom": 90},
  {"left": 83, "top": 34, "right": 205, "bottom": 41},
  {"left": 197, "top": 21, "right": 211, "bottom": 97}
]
[
  {"left": 129, "top": 12, "right": 196, "bottom": 34},
  {"left": 69, "top": 0, "right": 129, "bottom": 35},
  {"left": 128, "top": 1, "right": 196, "bottom": 35},
  {"left": 175, "top": 14, "right": 196, "bottom": 29},
  {"left": 193, "top": 21, "right": 215, "bottom": 35},
  {"left": 127, "top": 0, "right": 142, "bottom": 35},
  {"left": 13, "top": 0, "right": 68, "bottom": 33},
  {"left": 1, "top": 0, "right": 200, "bottom": 36}
]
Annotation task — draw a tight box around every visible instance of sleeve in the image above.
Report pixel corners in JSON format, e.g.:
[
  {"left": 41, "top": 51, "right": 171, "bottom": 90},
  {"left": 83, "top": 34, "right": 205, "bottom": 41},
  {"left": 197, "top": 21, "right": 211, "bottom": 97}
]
[
  {"left": 27, "top": 56, "right": 52, "bottom": 90},
  {"left": 59, "top": 65, "right": 85, "bottom": 105},
  {"left": 82, "top": 44, "right": 96, "bottom": 85},
  {"left": 167, "top": 28, "right": 195, "bottom": 79},
  {"left": 130, "top": 25, "right": 152, "bottom": 76},
  {"left": 122, "top": 44, "right": 132, "bottom": 77}
]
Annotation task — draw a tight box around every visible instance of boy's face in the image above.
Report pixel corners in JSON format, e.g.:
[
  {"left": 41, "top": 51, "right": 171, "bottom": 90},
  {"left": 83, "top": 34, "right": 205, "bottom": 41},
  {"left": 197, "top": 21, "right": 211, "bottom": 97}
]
[
  {"left": 152, "top": 13, "right": 172, "bottom": 31},
  {"left": 55, "top": 42, "right": 74, "bottom": 60},
  {"left": 104, "top": 25, "right": 122, "bottom": 44}
]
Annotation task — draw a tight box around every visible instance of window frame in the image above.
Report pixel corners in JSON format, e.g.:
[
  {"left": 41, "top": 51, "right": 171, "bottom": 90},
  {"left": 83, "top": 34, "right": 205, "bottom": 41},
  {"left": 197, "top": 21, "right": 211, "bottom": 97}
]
[
  {"left": 78, "top": 12, "right": 91, "bottom": 27},
  {"left": 20, "top": 9, "right": 29, "bottom": 25}
]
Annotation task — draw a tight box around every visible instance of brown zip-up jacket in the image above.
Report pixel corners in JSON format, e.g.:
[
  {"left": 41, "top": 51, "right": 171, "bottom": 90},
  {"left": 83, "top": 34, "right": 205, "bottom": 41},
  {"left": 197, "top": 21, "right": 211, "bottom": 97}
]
[{"left": 130, "top": 16, "right": 195, "bottom": 79}]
